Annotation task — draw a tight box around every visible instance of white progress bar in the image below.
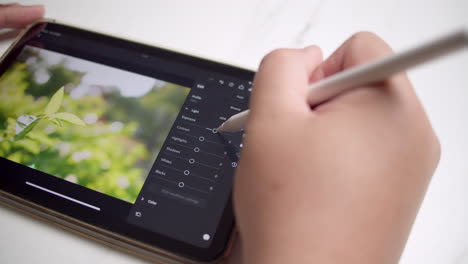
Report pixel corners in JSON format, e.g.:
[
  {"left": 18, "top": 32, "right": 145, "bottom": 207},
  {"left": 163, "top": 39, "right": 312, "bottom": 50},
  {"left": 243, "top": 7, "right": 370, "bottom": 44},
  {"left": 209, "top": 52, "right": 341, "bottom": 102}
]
[{"left": 25, "top": 181, "right": 101, "bottom": 211}]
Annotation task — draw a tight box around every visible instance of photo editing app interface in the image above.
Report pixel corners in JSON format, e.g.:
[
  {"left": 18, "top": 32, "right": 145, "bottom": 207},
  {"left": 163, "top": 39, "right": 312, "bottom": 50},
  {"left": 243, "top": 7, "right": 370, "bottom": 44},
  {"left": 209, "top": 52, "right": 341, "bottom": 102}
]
[
  {"left": 0, "top": 26, "right": 251, "bottom": 248},
  {"left": 127, "top": 77, "right": 252, "bottom": 248}
]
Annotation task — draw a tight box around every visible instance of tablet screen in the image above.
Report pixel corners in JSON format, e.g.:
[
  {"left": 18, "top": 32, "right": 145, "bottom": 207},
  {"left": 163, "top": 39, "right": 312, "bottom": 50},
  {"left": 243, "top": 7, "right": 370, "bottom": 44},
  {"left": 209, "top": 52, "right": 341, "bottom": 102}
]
[
  {"left": 0, "top": 22, "right": 253, "bottom": 261},
  {"left": 5, "top": 45, "right": 189, "bottom": 204}
]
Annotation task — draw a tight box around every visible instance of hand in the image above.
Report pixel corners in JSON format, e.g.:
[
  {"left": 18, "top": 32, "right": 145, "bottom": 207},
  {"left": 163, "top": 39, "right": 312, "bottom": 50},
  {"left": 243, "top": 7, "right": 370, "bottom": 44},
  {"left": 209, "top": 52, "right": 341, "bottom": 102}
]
[
  {"left": 233, "top": 32, "right": 440, "bottom": 264},
  {"left": 0, "top": 3, "right": 44, "bottom": 29}
]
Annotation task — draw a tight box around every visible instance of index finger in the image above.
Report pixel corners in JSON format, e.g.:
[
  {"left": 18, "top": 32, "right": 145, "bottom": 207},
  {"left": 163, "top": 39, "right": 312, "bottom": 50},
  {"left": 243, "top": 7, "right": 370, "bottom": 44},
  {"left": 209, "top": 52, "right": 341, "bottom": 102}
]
[{"left": 309, "top": 32, "right": 395, "bottom": 84}]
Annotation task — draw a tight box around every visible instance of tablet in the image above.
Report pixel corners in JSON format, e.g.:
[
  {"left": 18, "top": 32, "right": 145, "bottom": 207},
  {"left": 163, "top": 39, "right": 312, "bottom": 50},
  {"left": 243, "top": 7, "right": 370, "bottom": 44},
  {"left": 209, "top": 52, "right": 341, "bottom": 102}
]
[{"left": 0, "top": 20, "right": 253, "bottom": 263}]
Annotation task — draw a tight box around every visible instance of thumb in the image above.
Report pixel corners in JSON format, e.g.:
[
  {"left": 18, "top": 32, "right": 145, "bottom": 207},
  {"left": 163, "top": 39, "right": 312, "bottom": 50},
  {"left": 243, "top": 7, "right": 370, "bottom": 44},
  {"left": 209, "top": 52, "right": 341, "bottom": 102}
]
[{"left": 0, "top": 5, "right": 44, "bottom": 28}]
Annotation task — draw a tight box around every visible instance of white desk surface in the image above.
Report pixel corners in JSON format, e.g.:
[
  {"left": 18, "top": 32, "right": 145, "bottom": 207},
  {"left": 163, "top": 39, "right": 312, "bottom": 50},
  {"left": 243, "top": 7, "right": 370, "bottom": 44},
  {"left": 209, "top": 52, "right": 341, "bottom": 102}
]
[{"left": 1, "top": 0, "right": 468, "bottom": 263}]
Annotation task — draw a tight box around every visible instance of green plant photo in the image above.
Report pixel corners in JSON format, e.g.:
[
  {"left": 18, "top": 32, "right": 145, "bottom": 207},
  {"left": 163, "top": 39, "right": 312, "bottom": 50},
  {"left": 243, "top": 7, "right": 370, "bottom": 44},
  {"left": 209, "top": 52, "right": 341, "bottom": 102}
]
[
  {"left": 0, "top": 46, "right": 189, "bottom": 203},
  {"left": 14, "top": 87, "right": 85, "bottom": 141}
]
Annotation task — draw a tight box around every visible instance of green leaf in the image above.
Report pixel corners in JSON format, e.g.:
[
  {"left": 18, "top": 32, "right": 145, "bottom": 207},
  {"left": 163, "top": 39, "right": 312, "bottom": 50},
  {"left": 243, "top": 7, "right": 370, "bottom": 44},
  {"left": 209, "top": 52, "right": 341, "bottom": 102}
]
[
  {"left": 14, "top": 115, "right": 40, "bottom": 140},
  {"left": 15, "top": 138, "right": 41, "bottom": 154},
  {"left": 6, "top": 151, "right": 22, "bottom": 163},
  {"left": 51, "top": 118, "right": 61, "bottom": 127},
  {"left": 51, "top": 112, "right": 86, "bottom": 126},
  {"left": 57, "top": 118, "right": 64, "bottom": 127},
  {"left": 44, "top": 87, "right": 64, "bottom": 115}
]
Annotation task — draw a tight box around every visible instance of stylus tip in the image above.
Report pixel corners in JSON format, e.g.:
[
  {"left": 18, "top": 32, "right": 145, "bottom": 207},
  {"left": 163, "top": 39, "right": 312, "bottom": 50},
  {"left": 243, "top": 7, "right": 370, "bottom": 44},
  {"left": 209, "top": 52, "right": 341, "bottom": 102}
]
[{"left": 217, "top": 122, "right": 226, "bottom": 132}]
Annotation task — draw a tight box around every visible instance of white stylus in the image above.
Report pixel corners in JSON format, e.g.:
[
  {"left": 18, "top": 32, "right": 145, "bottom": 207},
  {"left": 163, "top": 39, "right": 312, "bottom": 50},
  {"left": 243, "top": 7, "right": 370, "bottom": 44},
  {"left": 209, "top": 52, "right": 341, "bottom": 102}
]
[{"left": 217, "top": 29, "right": 468, "bottom": 132}]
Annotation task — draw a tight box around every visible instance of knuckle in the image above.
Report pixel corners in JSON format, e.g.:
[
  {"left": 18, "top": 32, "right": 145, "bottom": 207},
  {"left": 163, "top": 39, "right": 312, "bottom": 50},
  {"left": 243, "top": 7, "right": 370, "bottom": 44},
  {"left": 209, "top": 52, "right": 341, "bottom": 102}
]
[
  {"left": 350, "top": 31, "right": 393, "bottom": 52},
  {"left": 427, "top": 130, "right": 441, "bottom": 165},
  {"left": 350, "top": 31, "right": 383, "bottom": 44},
  {"left": 434, "top": 137, "right": 441, "bottom": 161},
  {"left": 412, "top": 112, "right": 441, "bottom": 169},
  {"left": 418, "top": 132, "right": 441, "bottom": 175},
  {"left": 345, "top": 31, "right": 393, "bottom": 64},
  {"left": 260, "top": 48, "right": 292, "bottom": 67}
]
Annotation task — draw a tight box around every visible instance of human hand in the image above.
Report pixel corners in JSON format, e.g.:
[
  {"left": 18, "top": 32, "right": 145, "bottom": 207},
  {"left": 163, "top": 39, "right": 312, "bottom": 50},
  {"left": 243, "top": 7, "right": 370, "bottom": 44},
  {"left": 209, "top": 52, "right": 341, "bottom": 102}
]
[
  {"left": 0, "top": 3, "right": 44, "bottom": 29},
  {"left": 233, "top": 32, "right": 440, "bottom": 264}
]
